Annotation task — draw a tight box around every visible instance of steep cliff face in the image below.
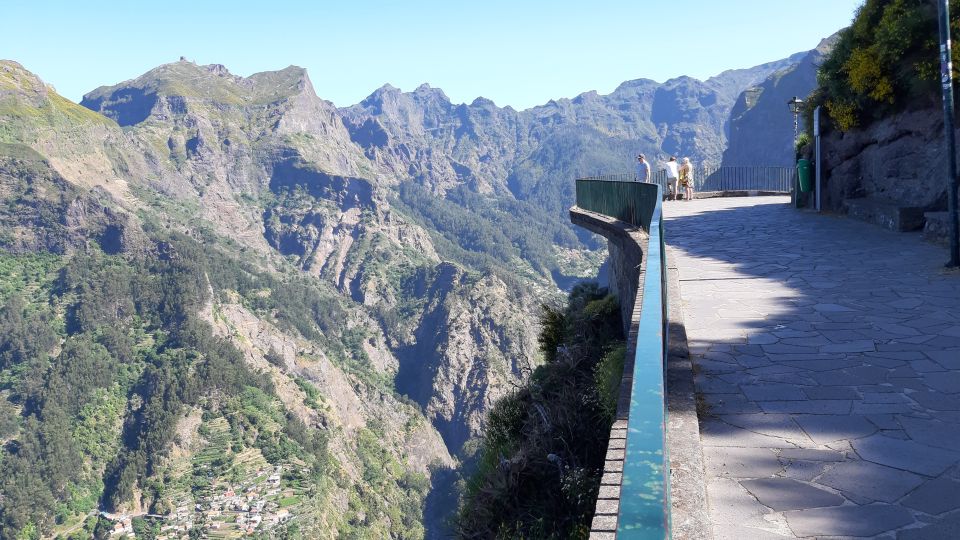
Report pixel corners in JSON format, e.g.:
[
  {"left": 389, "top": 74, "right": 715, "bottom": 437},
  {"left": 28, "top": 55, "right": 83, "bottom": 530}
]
[
  {"left": 819, "top": 107, "right": 958, "bottom": 211},
  {"left": 722, "top": 35, "right": 838, "bottom": 167}
]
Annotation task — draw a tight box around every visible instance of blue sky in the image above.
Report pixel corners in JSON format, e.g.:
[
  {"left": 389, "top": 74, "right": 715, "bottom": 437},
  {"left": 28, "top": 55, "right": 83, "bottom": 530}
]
[{"left": 4, "top": 1, "right": 863, "bottom": 109}]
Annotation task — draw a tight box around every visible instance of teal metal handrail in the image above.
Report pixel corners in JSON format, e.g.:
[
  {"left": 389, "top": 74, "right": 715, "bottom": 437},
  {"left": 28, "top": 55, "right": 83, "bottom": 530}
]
[
  {"left": 573, "top": 178, "right": 670, "bottom": 538},
  {"left": 574, "top": 178, "right": 661, "bottom": 231},
  {"left": 617, "top": 184, "right": 669, "bottom": 538}
]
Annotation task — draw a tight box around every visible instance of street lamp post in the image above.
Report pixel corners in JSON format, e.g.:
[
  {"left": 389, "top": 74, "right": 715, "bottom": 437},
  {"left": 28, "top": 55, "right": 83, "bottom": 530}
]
[{"left": 788, "top": 96, "right": 804, "bottom": 154}]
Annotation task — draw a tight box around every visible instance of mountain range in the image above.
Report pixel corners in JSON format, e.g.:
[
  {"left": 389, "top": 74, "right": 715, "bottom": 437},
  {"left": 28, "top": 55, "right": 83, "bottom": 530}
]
[{"left": 0, "top": 40, "right": 825, "bottom": 538}]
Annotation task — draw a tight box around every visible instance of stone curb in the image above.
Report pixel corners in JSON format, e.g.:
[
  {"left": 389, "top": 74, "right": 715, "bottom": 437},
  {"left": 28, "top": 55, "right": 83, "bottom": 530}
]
[{"left": 665, "top": 255, "right": 712, "bottom": 540}]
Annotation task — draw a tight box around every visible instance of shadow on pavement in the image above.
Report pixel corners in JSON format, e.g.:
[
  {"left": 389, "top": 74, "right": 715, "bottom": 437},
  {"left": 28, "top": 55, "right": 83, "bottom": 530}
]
[{"left": 660, "top": 197, "right": 960, "bottom": 538}]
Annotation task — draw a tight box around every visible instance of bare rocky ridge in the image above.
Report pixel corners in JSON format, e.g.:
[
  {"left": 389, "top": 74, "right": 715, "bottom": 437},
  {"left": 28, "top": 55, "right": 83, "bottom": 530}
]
[{"left": 722, "top": 35, "right": 839, "bottom": 168}]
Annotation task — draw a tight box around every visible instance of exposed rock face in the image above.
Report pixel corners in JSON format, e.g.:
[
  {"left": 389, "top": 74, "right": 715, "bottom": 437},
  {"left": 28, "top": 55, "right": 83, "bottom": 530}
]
[
  {"left": 395, "top": 263, "right": 538, "bottom": 453},
  {"left": 722, "top": 35, "right": 838, "bottom": 167},
  {"left": 341, "top": 52, "right": 810, "bottom": 224},
  {"left": 819, "top": 107, "right": 959, "bottom": 212}
]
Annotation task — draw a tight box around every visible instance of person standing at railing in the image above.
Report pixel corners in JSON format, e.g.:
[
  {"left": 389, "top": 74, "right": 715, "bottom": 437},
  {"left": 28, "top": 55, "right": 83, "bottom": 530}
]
[
  {"left": 635, "top": 154, "right": 651, "bottom": 183},
  {"left": 662, "top": 156, "right": 680, "bottom": 200},
  {"left": 679, "top": 157, "right": 694, "bottom": 201}
]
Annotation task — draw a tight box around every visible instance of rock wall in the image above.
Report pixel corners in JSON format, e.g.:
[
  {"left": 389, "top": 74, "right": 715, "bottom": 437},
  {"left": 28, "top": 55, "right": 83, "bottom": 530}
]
[{"left": 820, "top": 107, "right": 960, "bottom": 212}]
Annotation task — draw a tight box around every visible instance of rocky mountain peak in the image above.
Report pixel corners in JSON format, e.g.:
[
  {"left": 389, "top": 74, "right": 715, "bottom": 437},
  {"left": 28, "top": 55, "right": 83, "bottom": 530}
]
[
  {"left": 470, "top": 96, "right": 497, "bottom": 108},
  {"left": 0, "top": 60, "right": 48, "bottom": 100},
  {"left": 80, "top": 61, "right": 319, "bottom": 126}
]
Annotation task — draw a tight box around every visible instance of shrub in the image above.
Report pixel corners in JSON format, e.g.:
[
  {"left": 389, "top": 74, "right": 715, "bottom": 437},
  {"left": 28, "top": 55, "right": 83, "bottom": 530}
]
[
  {"left": 809, "top": 0, "right": 960, "bottom": 133},
  {"left": 457, "top": 283, "right": 622, "bottom": 539}
]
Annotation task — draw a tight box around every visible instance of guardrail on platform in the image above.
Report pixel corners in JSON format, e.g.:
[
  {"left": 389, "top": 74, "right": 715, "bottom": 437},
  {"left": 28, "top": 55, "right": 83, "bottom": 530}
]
[
  {"left": 581, "top": 165, "right": 795, "bottom": 195},
  {"left": 573, "top": 178, "right": 670, "bottom": 538}
]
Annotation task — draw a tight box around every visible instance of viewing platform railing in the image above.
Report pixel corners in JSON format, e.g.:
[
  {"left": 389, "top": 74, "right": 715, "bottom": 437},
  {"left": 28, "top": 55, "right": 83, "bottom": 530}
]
[
  {"left": 573, "top": 178, "right": 670, "bottom": 539},
  {"left": 581, "top": 164, "right": 795, "bottom": 194}
]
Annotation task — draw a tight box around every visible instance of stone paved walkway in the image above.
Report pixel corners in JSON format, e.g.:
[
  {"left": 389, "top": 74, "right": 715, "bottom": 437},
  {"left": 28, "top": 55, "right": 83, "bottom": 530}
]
[{"left": 663, "top": 196, "right": 960, "bottom": 539}]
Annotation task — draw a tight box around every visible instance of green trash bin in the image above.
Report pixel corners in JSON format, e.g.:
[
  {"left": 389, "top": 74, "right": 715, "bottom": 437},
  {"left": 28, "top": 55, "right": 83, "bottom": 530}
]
[{"left": 797, "top": 159, "right": 812, "bottom": 192}]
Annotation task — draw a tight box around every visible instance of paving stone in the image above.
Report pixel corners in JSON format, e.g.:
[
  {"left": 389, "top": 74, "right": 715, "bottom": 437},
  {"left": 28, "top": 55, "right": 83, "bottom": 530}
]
[
  {"left": 758, "top": 400, "right": 852, "bottom": 415},
  {"left": 705, "top": 477, "right": 779, "bottom": 533},
  {"left": 925, "top": 349, "right": 960, "bottom": 369},
  {"left": 779, "top": 448, "right": 845, "bottom": 461},
  {"left": 821, "top": 329, "right": 868, "bottom": 342},
  {"left": 740, "top": 384, "right": 807, "bottom": 402},
  {"left": 779, "top": 358, "right": 859, "bottom": 371},
  {"left": 755, "top": 373, "right": 818, "bottom": 386},
  {"left": 732, "top": 344, "right": 768, "bottom": 357},
  {"left": 793, "top": 415, "right": 877, "bottom": 444},
  {"left": 908, "top": 391, "right": 960, "bottom": 411},
  {"left": 741, "top": 477, "right": 844, "bottom": 511},
  {"left": 878, "top": 429, "right": 910, "bottom": 440},
  {"left": 921, "top": 372, "right": 960, "bottom": 394},
  {"left": 761, "top": 343, "right": 821, "bottom": 354},
  {"left": 901, "top": 477, "right": 960, "bottom": 515},
  {"left": 781, "top": 459, "right": 829, "bottom": 482},
  {"left": 747, "top": 332, "right": 780, "bottom": 345},
  {"left": 705, "top": 394, "right": 763, "bottom": 414},
  {"left": 889, "top": 366, "right": 921, "bottom": 378},
  {"left": 803, "top": 386, "right": 861, "bottom": 400},
  {"left": 720, "top": 414, "right": 809, "bottom": 441},
  {"left": 852, "top": 434, "right": 960, "bottom": 476},
  {"left": 821, "top": 340, "right": 877, "bottom": 353},
  {"left": 866, "top": 357, "right": 908, "bottom": 368},
  {"left": 877, "top": 323, "right": 924, "bottom": 336},
  {"left": 866, "top": 414, "right": 902, "bottom": 430},
  {"left": 897, "top": 416, "right": 960, "bottom": 451},
  {"left": 862, "top": 392, "right": 912, "bottom": 404},
  {"left": 816, "top": 460, "right": 924, "bottom": 502},
  {"left": 695, "top": 375, "right": 742, "bottom": 394},
  {"left": 737, "top": 356, "right": 774, "bottom": 369},
  {"left": 909, "top": 360, "right": 948, "bottom": 373},
  {"left": 868, "top": 351, "right": 928, "bottom": 361},
  {"left": 813, "top": 303, "right": 858, "bottom": 312},
  {"left": 696, "top": 359, "right": 743, "bottom": 373},
  {"left": 926, "top": 335, "right": 960, "bottom": 348},
  {"left": 784, "top": 503, "right": 914, "bottom": 537},
  {"left": 781, "top": 335, "right": 831, "bottom": 347},
  {"left": 713, "top": 524, "right": 792, "bottom": 540},
  {"left": 941, "top": 325, "right": 960, "bottom": 338},
  {"left": 896, "top": 512, "right": 960, "bottom": 539},
  {"left": 703, "top": 447, "right": 782, "bottom": 478},
  {"left": 700, "top": 419, "right": 797, "bottom": 449}
]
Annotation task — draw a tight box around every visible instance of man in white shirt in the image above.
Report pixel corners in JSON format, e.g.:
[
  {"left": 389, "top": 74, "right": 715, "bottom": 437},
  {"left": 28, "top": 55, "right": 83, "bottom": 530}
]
[
  {"left": 663, "top": 156, "right": 680, "bottom": 200},
  {"left": 635, "top": 154, "right": 651, "bottom": 183}
]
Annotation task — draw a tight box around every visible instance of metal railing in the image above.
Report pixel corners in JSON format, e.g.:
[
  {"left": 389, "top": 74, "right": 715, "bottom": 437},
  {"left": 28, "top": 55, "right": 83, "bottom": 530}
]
[
  {"left": 573, "top": 178, "right": 670, "bottom": 538},
  {"left": 581, "top": 165, "right": 795, "bottom": 195},
  {"left": 574, "top": 177, "right": 661, "bottom": 230}
]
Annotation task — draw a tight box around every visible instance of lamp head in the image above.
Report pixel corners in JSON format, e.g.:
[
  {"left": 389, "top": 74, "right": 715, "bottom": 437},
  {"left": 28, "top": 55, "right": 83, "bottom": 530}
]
[{"left": 788, "top": 96, "right": 804, "bottom": 114}]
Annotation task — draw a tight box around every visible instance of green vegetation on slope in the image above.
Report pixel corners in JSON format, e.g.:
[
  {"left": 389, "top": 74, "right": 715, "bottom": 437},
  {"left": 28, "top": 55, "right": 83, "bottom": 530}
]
[
  {"left": 0, "top": 142, "right": 439, "bottom": 538},
  {"left": 457, "top": 283, "right": 624, "bottom": 539},
  {"left": 394, "top": 180, "right": 586, "bottom": 278},
  {"left": 809, "top": 0, "right": 960, "bottom": 132}
]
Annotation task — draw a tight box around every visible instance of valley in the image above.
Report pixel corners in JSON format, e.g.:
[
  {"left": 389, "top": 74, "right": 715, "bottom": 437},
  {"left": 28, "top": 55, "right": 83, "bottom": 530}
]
[{"left": 0, "top": 41, "right": 823, "bottom": 537}]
